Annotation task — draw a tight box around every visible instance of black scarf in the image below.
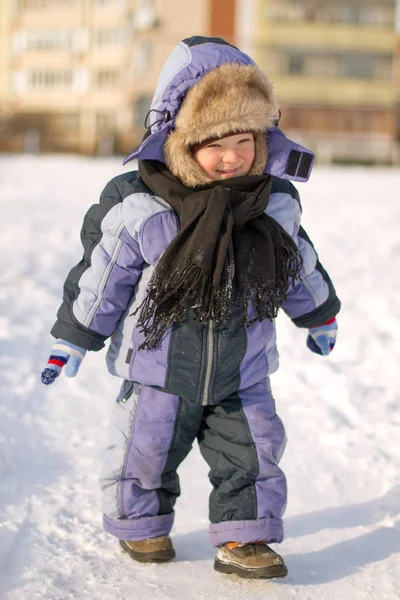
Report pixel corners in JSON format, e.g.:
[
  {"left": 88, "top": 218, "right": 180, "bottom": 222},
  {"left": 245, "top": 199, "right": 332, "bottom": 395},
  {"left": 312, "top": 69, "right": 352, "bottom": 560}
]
[{"left": 136, "top": 160, "right": 303, "bottom": 349}]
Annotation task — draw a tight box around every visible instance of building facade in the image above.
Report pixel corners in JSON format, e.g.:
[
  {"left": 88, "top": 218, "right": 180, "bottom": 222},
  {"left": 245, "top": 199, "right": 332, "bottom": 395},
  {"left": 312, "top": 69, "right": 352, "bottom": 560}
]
[
  {"left": 0, "top": 0, "right": 209, "bottom": 154},
  {"left": 0, "top": 0, "right": 399, "bottom": 162},
  {"left": 247, "top": 0, "right": 398, "bottom": 164},
  {"left": 396, "top": 0, "right": 400, "bottom": 142},
  {"left": 0, "top": 0, "right": 12, "bottom": 115}
]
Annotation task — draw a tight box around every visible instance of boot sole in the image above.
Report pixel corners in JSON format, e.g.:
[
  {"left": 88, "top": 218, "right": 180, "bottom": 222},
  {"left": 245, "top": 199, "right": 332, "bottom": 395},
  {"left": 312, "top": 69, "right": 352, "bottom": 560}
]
[
  {"left": 214, "top": 557, "right": 288, "bottom": 580},
  {"left": 119, "top": 540, "right": 176, "bottom": 563}
]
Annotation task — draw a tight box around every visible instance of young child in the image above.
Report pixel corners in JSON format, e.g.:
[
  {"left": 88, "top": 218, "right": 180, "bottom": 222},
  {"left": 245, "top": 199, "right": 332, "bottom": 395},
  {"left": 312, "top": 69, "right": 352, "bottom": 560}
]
[{"left": 41, "top": 36, "right": 340, "bottom": 580}]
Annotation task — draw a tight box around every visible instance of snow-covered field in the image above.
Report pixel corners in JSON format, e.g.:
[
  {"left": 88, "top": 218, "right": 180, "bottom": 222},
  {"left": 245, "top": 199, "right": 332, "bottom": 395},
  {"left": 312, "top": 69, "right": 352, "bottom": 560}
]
[{"left": 0, "top": 155, "right": 399, "bottom": 599}]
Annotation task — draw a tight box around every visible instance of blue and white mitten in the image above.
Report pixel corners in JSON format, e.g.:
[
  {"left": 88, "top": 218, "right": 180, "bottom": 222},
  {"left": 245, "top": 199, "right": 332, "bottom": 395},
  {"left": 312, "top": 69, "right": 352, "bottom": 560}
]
[
  {"left": 307, "top": 318, "right": 337, "bottom": 356},
  {"left": 41, "top": 339, "right": 87, "bottom": 385}
]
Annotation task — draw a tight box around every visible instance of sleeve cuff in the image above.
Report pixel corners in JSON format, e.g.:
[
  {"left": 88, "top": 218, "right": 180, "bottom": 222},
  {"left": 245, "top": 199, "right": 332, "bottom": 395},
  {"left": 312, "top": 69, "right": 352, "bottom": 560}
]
[
  {"left": 50, "top": 320, "right": 107, "bottom": 351},
  {"left": 292, "top": 296, "right": 341, "bottom": 329}
]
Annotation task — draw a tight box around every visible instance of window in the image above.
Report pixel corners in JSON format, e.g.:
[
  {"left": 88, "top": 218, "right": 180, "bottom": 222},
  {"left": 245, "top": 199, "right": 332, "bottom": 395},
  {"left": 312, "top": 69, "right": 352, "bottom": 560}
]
[
  {"left": 287, "top": 55, "right": 304, "bottom": 75},
  {"left": 29, "top": 70, "right": 73, "bottom": 89},
  {"left": 265, "top": 1, "right": 328, "bottom": 22},
  {"left": 94, "top": 0, "right": 126, "bottom": 7},
  {"left": 360, "top": 4, "right": 394, "bottom": 26},
  {"left": 93, "top": 28, "right": 128, "bottom": 47},
  {"left": 282, "top": 51, "right": 392, "bottom": 81},
  {"left": 12, "top": 28, "right": 89, "bottom": 55},
  {"left": 339, "top": 55, "right": 374, "bottom": 79},
  {"left": 339, "top": 2, "right": 394, "bottom": 26},
  {"left": 26, "top": 30, "right": 73, "bottom": 51},
  {"left": 18, "top": 0, "right": 77, "bottom": 9},
  {"left": 339, "top": 54, "right": 393, "bottom": 80},
  {"left": 339, "top": 4, "right": 361, "bottom": 24},
  {"left": 95, "top": 69, "right": 120, "bottom": 87},
  {"left": 264, "top": 0, "right": 394, "bottom": 27}
]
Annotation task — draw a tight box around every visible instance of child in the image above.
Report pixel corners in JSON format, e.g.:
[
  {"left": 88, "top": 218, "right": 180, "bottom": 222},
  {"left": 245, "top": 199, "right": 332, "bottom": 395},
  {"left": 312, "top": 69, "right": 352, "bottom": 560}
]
[{"left": 41, "top": 36, "right": 340, "bottom": 580}]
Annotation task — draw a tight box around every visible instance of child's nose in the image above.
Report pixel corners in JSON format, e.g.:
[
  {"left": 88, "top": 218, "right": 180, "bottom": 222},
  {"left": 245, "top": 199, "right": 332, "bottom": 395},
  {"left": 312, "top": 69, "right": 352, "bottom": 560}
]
[{"left": 222, "top": 149, "right": 240, "bottom": 163}]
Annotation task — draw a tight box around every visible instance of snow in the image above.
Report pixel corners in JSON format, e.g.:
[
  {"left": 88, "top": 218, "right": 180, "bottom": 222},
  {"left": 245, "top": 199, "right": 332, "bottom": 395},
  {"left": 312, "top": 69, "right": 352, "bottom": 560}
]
[{"left": 0, "top": 155, "right": 399, "bottom": 599}]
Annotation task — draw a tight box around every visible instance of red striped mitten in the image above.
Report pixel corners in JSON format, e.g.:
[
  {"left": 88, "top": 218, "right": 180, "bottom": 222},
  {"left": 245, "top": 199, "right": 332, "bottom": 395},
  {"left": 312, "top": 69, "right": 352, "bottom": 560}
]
[
  {"left": 41, "top": 339, "right": 87, "bottom": 385},
  {"left": 307, "top": 318, "right": 337, "bottom": 356}
]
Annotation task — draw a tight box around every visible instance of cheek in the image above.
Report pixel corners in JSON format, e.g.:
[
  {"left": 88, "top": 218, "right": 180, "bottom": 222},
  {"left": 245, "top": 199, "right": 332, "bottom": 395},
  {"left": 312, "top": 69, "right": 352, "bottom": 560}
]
[
  {"left": 195, "top": 153, "right": 219, "bottom": 174},
  {"left": 245, "top": 148, "right": 256, "bottom": 164},
  {"left": 237, "top": 149, "right": 255, "bottom": 171}
]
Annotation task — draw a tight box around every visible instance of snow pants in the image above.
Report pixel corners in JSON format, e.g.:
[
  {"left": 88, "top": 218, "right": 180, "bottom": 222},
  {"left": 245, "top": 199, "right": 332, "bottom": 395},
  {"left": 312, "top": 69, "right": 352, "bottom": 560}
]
[{"left": 100, "top": 378, "right": 287, "bottom": 547}]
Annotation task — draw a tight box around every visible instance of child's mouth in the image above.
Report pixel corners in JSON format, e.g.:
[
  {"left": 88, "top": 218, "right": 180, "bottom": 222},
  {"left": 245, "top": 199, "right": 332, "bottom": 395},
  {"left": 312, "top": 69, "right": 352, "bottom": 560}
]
[{"left": 217, "top": 168, "right": 240, "bottom": 175}]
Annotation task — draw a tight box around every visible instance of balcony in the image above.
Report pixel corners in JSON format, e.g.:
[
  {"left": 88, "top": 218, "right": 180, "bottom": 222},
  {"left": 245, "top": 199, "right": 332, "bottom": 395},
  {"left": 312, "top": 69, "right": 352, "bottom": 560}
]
[
  {"left": 263, "top": 21, "right": 395, "bottom": 53},
  {"left": 274, "top": 75, "right": 395, "bottom": 107}
]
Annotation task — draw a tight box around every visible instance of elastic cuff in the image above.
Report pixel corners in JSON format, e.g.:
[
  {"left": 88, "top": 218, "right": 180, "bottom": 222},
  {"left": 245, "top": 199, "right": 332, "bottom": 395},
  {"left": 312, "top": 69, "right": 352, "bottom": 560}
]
[
  {"left": 103, "top": 512, "right": 174, "bottom": 541},
  {"left": 323, "top": 317, "right": 336, "bottom": 325},
  {"left": 51, "top": 321, "right": 106, "bottom": 351},
  {"left": 292, "top": 295, "right": 341, "bottom": 328},
  {"left": 209, "top": 518, "right": 283, "bottom": 547}
]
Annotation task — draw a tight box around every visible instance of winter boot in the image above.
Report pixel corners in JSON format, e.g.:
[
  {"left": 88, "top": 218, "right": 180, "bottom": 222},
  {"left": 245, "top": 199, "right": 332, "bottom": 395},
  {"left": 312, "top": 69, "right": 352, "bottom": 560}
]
[
  {"left": 214, "top": 541, "right": 288, "bottom": 579},
  {"left": 119, "top": 536, "right": 176, "bottom": 563}
]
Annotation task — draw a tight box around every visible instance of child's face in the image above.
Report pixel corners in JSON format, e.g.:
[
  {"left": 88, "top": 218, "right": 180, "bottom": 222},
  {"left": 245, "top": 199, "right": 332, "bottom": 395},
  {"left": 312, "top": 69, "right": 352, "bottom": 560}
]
[{"left": 193, "top": 133, "right": 255, "bottom": 181}]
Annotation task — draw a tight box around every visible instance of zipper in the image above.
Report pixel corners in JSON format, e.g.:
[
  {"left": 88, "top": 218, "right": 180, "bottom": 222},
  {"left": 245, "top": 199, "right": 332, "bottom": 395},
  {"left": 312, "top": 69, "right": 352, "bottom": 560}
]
[
  {"left": 202, "top": 320, "right": 214, "bottom": 406},
  {"left": 117, "top": 382, "right": 142, "bottom": 517}
]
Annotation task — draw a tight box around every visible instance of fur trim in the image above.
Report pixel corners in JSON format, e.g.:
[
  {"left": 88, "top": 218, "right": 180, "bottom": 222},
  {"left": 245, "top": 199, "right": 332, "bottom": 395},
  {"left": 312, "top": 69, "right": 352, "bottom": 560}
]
[{"left": 164, "top": 63, "right": 278, "bottom": 187}]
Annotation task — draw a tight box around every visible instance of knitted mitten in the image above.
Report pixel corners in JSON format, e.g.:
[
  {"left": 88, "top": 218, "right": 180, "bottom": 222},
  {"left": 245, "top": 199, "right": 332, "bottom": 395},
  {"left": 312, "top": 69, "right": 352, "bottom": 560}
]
[
  {"left": 307, "top": 318, "right": 337, "bottom": 356},
  {"left": 41, "top": 339, "right": 87, "bottom": 385}
]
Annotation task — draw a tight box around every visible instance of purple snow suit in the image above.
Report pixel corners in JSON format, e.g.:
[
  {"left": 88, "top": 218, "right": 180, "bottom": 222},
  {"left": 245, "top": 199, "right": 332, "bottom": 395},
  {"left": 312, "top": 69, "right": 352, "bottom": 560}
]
[{"left": 51, "top": 37, "right": 340, "bottom": 546}]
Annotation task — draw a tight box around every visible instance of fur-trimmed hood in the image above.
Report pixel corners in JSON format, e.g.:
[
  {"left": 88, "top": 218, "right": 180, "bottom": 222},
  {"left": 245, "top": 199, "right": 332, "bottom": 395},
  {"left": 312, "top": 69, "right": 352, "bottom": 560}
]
[
  {"left": 123, "top": 37, "right": 315, "bottom": 184},
  {"left": 164, "top": 63, "right": 279, "bottom": 186}
]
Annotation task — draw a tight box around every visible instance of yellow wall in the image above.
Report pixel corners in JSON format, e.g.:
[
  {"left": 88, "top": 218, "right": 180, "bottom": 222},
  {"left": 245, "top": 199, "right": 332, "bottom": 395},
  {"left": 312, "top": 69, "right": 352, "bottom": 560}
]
[
  {"left": 273, "top": 77, "right": 395, "bottom": 107},
  {"left": 0, "top": 0, "right": 11, "bottom": 113},
  {"left": 260, "top": 22, "right": 395, "bottom": 53},
  {"left": 254, "top": 1, "right": 396, "bottom": 108},
  {"left": 0, "top": 0, "right": 211, "bottom": 153},
  {"left": 396, "top": 35, "right": 400, "bottom": 100}
]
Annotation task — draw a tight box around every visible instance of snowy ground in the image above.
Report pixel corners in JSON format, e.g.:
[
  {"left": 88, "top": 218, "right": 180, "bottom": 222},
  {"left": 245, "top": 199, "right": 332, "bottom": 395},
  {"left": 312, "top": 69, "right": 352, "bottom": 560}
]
[{"left": 0, "top": 155, "right": 399, "bottom": 599}]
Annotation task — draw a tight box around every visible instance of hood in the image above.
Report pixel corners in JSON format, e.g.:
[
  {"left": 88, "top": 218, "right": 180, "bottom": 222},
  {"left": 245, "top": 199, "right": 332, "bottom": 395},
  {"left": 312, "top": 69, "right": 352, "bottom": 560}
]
[{"left": 123, "top": 36, "right": 314, "bottom": 183}]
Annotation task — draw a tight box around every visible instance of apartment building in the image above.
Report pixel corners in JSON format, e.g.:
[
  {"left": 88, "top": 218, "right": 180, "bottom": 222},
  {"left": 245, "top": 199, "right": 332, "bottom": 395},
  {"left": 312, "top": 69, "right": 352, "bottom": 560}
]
[
  {"left": 243, "top": 0, "right": 398, "bottom": 164},
  {"left": 0, "top": 0, "right": 12, "bottom": 115},
  {"left": 1, "top": 0, "right": 399, "bottom": 162},
  {"left": 396, "top": 0, "right": 400, "bottom": 142},
  {"left": 1, "top": 0, "right": 209, "bottom": 154}
]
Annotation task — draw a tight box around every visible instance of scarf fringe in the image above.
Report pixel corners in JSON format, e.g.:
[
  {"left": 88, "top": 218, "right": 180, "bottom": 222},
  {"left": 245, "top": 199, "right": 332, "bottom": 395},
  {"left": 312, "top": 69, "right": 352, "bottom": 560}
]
[{"left": 135, "top": 245, "right": 303, "bottom": 351}]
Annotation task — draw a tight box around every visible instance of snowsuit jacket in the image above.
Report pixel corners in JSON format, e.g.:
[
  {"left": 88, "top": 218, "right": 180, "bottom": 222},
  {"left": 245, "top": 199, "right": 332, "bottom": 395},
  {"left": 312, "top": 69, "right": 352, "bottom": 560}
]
[
  {"left": 51, "top": 171, "right": 340, "bottom": 406},
  {"left": 50, "top": 37, "right": 341, "bottom": 546}
]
